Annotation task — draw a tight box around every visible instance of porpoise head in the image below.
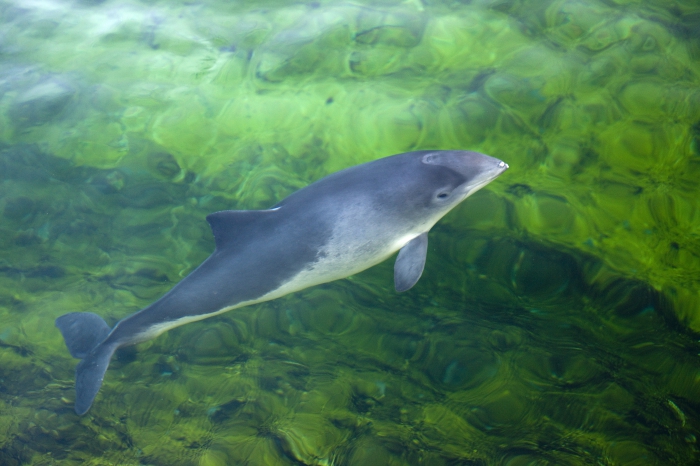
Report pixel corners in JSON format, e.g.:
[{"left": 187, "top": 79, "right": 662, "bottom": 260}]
[
  {"left": 420, "top": 149, "right": 508, "bottom": 207},
  {"left": 364, "top": 150, "right": 508, "bottom": 231}
]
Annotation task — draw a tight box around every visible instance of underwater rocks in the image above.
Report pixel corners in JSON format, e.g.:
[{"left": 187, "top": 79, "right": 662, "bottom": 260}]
[
  {"left": 8, "top": 78, "right": 76, "bottom": 130},
  {"left": 0, "top": 0, "right": 699, "bottom": 464}
]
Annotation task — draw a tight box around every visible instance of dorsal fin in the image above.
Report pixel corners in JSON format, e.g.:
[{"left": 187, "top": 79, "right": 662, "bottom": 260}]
[{"left": 206, "top": 209, "right": 279, "bottom": 250}]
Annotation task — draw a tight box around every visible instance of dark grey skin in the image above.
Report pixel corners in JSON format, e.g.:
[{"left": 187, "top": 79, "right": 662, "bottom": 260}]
[{"left": 56, "top": 150, "right": 508, "bottom": 415}]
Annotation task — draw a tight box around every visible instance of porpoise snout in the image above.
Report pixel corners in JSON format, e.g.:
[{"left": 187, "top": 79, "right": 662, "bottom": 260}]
[{"left": 423, "top": 150, "right": 508, "bottom": 185}]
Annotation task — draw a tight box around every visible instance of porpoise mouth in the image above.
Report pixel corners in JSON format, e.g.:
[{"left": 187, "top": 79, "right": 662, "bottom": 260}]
[
  {"left": 422, "top": 150, "right": 508, "bottom": 183},
  {"left": 477, "top": 156, "right": 509, "bottom": 182},
  {"left": 459, "top": 155, "right": 509, "bottom": 198}
]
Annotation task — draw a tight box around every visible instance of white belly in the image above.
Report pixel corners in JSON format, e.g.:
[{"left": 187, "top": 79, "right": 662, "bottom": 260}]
[{"left": 260, "top": 209, "right": 431, "bottom": 301}]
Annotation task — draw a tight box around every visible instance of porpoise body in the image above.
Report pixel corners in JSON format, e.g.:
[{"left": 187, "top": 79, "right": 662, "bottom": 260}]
[{"left": 56, "top": 150, "right": 508, "bottom": 414}]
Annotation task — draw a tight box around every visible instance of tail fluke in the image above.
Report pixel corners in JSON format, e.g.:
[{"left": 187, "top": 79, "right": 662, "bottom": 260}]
[
  {"left": 55, "top": 313, "right": 110, "bottom": 358},
  {"left": 55, "top": 312, "right": 117, "bottom": 415},
  {"left": 74, "top": 343, "right": 117, "bottom": 415}
]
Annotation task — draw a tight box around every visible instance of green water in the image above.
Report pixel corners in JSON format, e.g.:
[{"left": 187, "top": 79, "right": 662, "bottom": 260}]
[{"left": 1, "top": 0, "right": 699, "bottom": 464}]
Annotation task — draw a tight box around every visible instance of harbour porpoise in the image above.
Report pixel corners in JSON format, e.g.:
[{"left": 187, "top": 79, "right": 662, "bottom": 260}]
[{"left": 56, "top": 150, "right": 508, "bottom": 415}]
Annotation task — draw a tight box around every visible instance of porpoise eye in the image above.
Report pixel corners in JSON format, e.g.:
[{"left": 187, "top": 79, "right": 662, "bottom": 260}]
[{"left": 437, "top": 193, "right": 448, "bottom": 199}]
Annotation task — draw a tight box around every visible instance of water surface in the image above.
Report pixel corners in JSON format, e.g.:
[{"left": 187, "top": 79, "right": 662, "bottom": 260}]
[{"left": 1, "top": 0, "right": 699, "bottom": 464}]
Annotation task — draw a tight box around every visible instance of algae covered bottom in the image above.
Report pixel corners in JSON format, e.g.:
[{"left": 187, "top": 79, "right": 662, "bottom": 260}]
[{"left": 0, "top": 0, "right": 699, "bottom": 464}]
